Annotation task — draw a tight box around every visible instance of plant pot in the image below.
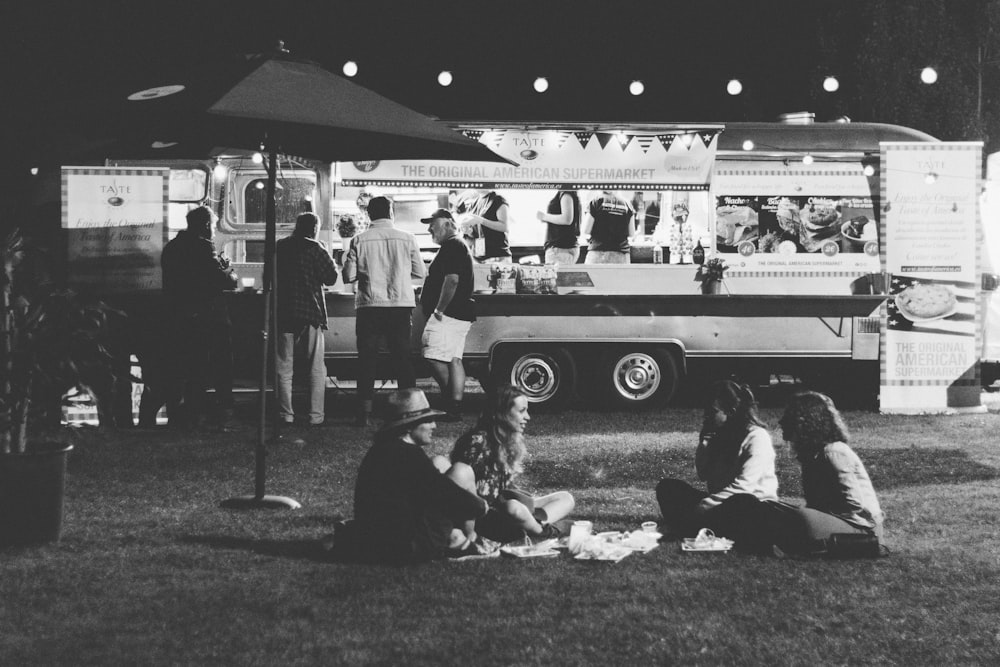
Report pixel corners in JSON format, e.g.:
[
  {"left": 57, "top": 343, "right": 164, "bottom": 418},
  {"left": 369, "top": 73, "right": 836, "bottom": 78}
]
[
  {"left": 0, "top": 444, "right": 72, "bottom": 547},
  {"left": 701, "top": 279, "right": 723, "bottom": 295}
]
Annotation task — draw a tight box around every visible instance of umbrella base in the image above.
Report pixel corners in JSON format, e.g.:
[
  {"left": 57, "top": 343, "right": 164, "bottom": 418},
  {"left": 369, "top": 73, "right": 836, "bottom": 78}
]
[{"left": 220, "top": 494, "right": 302, "bottom": 510}]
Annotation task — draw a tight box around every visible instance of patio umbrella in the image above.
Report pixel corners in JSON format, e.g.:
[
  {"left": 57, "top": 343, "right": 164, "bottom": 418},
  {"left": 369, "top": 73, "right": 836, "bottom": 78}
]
[{"left": 19, "top": 46, "right": 513, "bottom": 510}]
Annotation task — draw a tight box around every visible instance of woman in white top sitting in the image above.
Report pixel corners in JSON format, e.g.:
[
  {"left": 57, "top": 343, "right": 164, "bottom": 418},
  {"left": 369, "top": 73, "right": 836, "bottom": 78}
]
[{"left": 655, "top": 380, "right": 778, "bottom": 539}]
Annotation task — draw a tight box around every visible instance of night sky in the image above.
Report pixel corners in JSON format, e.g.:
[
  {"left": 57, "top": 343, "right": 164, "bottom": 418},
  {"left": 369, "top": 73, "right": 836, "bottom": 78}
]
[{"left": 4, "top": 0, "right": 878, "bottom": 127}]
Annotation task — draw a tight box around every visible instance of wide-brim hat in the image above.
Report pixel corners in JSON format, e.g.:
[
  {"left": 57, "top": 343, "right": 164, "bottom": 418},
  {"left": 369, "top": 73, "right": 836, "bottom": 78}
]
[{"left": 377, "top": 388, "right": 446, "bottom": 434}]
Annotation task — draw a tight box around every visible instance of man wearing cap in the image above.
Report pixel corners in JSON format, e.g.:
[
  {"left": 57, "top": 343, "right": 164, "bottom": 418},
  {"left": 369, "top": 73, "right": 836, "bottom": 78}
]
[
  {"left": 343, "top": 196, "right": 425, "bottom": 427},
  {"left": 348, "top": 388, "right": 489, "bottom": 563},
  {"left": 420, "top": 209, "right": 476, "bottom": 420}
]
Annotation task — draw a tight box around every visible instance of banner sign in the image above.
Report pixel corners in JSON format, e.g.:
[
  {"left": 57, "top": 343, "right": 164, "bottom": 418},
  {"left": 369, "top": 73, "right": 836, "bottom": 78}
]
[
  {"left": 338, "top": 128, "right": 721, "bottom": 190},
  {"left": 713, "top": 162, "right": 880, "bottom": 275},
  {"left": 879, "top": 142, "right": 983, "bottom": 413},
  {"left": 62, "top": 167, "right": 169, "bottom": 292}
]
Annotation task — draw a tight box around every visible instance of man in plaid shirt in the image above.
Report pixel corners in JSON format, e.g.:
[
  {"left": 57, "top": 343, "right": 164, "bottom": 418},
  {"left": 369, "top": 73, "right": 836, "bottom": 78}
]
[{"left": 276, "top": 212, "right": 340, "bottom": 425}]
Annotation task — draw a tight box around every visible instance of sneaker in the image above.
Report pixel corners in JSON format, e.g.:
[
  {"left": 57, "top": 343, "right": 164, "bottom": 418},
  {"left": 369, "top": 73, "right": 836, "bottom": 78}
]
[{"left": 530, "top": 522, "right": 563, "bottom": 544}]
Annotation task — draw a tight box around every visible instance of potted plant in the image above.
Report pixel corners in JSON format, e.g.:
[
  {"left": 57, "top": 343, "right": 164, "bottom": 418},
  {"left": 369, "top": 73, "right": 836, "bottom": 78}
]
[
  {"left": 1, "top": 227, "right": 119, "bottom": 546},
  {"left": 336, "top": 214, "right": 359, "bottom": 252},
  {"left": 695, "top": 256, "right": 729, "bottom": 295}
]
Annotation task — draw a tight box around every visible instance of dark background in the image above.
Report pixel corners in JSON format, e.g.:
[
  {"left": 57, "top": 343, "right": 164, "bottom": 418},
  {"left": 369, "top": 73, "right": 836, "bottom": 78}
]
[{"left": 3, "top": 0, "right": 1000, "bottom": 154}]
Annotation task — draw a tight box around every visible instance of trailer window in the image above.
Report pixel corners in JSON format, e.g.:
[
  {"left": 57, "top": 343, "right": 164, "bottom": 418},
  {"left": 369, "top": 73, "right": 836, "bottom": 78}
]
[
  {"left": 243, "top": 176, "right": 317, "bottom": 228},
  {"left": 168, "top": 169, "right": 208, "bottom": 202}
]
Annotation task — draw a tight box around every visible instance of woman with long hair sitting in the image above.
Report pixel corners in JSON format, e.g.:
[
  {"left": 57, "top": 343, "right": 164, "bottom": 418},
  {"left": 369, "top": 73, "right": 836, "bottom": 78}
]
[
  {"left": 655, "top": 379, "right": 779, "bottom": 538},
  {"left": 764, "top": 391, "right": 884, "bottom": 556},
  {"left": 435, "top": 384, "right": 575, "bottom": 544}
]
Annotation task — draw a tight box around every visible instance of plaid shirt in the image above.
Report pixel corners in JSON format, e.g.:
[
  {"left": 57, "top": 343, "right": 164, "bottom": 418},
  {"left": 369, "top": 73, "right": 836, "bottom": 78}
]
[{"left": 276, "top": 234, "right": 339, "bottom": 331}]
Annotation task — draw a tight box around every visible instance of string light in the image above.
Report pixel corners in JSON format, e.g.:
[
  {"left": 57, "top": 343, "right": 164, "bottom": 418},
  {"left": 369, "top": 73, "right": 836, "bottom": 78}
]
[
  {"left": 252, "top": 152, "right": 264, "bottom": 164},
  {"left": 628, "top": 80, "right": 645, "bottom": 96},
  {"left": 924, "top": 172, "right": 938, "bottom": 184},
  {"left": 437, "top": 71, "right": 453, "bottom": 87},
  {"left": 726, "top": 79, "right": 743, "bottom": 96},
  {"left": 802, "top": 154, "right": 815, "bottom": 165},
  {"left": 823, "top": 76, "right": 840, "bottom": 92},
  {"left": 29, "top": 167, "right": 39, "bottom": 175},
  {"left": 920, "top": 66, "right": 938, "bottom": 84},
  {"left": 863, "top": 164, "right": 876, "bottom": 177},
  {"left": 742, "top": 140, "right": 754, "bottom": 151},
  {"left": 342, "top": 60, "right": 358, "bottom": 77},
  {"left": 533, "top": 77, "right": 549, "bottom": 93}
]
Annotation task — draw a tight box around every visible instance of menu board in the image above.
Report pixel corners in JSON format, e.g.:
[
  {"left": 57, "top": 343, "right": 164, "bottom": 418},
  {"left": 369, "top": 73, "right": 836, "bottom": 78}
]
[
  {"left": 62, "top": 167, "right": 169, "bottom": 292},
  {"left": 879, "top": 142, "right": 983, "bottom": 413},
  {"left": 716, "top": 195, "right": 877, "bottom": 256}
]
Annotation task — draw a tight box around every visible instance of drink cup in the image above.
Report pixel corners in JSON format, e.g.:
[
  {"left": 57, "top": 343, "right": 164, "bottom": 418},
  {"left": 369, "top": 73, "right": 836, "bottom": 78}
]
[
  {"left": 641, "top": 521, "right": 658, "bottom": 533},
  {"left": 568, "top": 520, "right": 593, "bottom": 555}
]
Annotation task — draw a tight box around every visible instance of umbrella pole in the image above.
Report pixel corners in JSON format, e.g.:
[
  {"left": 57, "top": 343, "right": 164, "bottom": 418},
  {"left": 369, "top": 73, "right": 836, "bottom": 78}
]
[{"left": 222, "top": 147, "right": 300, "bottom": 510}]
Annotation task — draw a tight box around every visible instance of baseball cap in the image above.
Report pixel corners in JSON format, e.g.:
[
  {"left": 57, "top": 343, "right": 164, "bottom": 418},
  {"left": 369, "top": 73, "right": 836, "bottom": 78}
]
[{"left": 420, "top": 208, "right": 454, "bottom": 223}]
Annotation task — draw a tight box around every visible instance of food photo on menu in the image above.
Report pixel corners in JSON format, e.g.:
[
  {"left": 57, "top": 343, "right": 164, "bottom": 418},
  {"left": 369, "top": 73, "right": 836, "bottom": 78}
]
[
  {"left": 887, "top": 275, "right": 976, "bottom": 335},
  {"left": 716, "top": 195, "right": 878, "bottom": 255}
]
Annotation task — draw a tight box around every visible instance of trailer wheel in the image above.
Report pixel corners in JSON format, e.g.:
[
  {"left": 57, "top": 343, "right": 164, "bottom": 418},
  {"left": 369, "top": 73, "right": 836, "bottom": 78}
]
[
  {"left": 492, "top": 347, "right": 576, "bottom": 410},
  {"left": 601, "top": 347, "right": 678, "bottom": 409}
]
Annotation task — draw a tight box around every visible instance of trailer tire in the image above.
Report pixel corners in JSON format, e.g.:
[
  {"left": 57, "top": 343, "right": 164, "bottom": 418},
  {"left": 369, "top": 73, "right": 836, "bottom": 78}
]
[
  {"left": 492, "top": 346, "right": 576, "bottom": 411},
  {"left": 601, "top": 347, "right": 678, "bottom": 409}
]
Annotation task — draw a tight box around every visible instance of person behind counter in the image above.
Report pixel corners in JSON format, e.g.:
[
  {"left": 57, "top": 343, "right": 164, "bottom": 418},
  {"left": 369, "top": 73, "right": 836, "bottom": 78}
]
[
  {"left": 536, "top": 189, "right": 581, "bottom": 265},
  {"left": 582, "top": 190, "right": 635, "bottom": 264},
  {"left": 275, "top": 212, "right": 339, "bottom": 426},
  {"left": 456, "top": 189, "right": 511, "bottom": 261}
]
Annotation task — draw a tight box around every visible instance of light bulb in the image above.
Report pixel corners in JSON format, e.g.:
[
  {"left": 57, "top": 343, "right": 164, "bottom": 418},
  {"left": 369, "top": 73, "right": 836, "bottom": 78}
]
[
  {"left": 252, "top": 152, "right": 264, "bottom": 164},
  {"left": 802, "top": 154, "right": 814, "bottom": 165},
  {"left": 29, "top": 167, "right": 39, "bottom": 175},
  {"left": 726, "top": 79, "right": 743, "bottom": 96},
  {"left": 533, "top": 77, "right": 549, "bottom": 93},
  {"left": 437, "top": 71, "right": 453, "bottom": 87},
  {"left": 629, "top": 80, "right": 644, "bottom": 96},
  {"left": 921, "top": 67, "right": 938, "bottom": 84},
  {"left": 213, "top": 162, "right": 227, "bottom": 179},
  {"left": 863, "top": 164, "right": 875, "bottom": 177},
  {"left": 742, "top": 140, "right": 754, "bottom": 151},
  {"left": 342, "top": 60, "right": 358, "bottom": 77},
  {"left": 823, "top": 76, "right": 839, "bottom": 92}
]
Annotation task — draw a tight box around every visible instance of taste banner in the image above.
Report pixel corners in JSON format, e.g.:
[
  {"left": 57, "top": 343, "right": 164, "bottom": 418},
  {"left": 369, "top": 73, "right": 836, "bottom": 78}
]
[
  {"left": 62, "top": 167, "right": 169, "bottom": 292},
  {"left": 879, "top": 142, "right": 983, "bottom": 413}
]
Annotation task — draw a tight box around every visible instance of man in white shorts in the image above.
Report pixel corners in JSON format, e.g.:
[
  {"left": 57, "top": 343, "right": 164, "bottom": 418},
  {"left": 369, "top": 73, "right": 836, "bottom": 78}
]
[{"left": 419, "top": 209, "right": 476, "bottom": 421}]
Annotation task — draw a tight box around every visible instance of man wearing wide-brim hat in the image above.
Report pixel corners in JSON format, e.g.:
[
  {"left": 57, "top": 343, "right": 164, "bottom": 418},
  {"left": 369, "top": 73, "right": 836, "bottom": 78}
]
[{"left": 344, "top": 388, "right": 489, "bottom": 563}]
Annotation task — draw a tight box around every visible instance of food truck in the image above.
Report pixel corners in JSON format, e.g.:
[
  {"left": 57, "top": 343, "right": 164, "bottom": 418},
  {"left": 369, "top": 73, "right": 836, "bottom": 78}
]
[{"left": 90, "top": 118, "right": 995, "bottom": 411}]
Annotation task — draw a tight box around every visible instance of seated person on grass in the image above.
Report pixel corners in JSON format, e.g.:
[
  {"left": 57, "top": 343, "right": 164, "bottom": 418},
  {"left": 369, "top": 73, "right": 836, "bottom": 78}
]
[
  {"left": 433, "top": 384, "right": 575, "bottom": 544},
  {"left": 340, "top": 388, "right": 489, "bottom": 564},
  {"left": 655, "top": 380, "right": 778, "bottom": 540},
  {"left": 748, "top": 391, "right": 885, "bottom": 558}
]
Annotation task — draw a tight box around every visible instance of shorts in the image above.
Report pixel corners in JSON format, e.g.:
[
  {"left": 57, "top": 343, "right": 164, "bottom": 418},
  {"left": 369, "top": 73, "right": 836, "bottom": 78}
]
[
  {"left": 544, "top": 246, "right": 580, "bottom": 266},
  {"left": 421, "top": 314, "right": 472, "bottom": 362}
]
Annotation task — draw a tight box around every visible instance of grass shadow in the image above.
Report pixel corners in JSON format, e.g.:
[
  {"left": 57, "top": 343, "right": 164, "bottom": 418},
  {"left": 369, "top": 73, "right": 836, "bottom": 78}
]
[
  {"left": 180, "top": 534, "right": 331, "bottom": 563},
  {"left": 525, "top": 447, "right": 1000, "bottom": 493}
]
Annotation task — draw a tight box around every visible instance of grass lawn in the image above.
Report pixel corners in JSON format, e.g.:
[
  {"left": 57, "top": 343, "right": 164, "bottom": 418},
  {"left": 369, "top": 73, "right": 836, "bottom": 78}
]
[{"left": 2, "top": 392, "right": 1000, "bottom": 666}]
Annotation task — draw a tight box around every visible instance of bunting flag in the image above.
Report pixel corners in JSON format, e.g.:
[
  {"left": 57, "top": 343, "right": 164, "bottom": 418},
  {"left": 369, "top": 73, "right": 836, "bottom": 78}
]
[
  {"left": 553, "top": 131, "right": 573, "bottom": 150},
  {"left": 699, "top": 130, "right": 720, "bottom": 147},
  {"left": 657, "top": 134, "right": 677, "bottom": 152},
  {"left": 594, "top": 132, "right": 615, "bottom": 150},
  {"left": 484, "top": 129, "right": 506, "bottom": 151},
  {"left": 617, "top": 134, "right": 635, "bottom": 151},
  {"left": 573, "top": 131, "right": 593, "bottom": 148},
  {"left": 463, "top": 129, "right": 484, "bottom": 142},
  {"left": 633, "top": 135, "right": 656, "bottom": 153}
]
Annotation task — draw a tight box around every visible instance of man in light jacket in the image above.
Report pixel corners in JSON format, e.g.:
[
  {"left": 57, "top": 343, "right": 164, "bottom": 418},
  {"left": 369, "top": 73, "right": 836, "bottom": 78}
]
[{"left": 343, "top": 196, "right": 425, "bottom": 426}]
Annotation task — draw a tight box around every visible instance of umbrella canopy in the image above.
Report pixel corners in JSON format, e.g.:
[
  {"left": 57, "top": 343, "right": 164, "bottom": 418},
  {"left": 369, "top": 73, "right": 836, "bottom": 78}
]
[
  {"left": 15, "top": 47, "right": 513, "bottom": 509},
  {"left": 14, "top": 48, "right": 513, "bottom": 168}
]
